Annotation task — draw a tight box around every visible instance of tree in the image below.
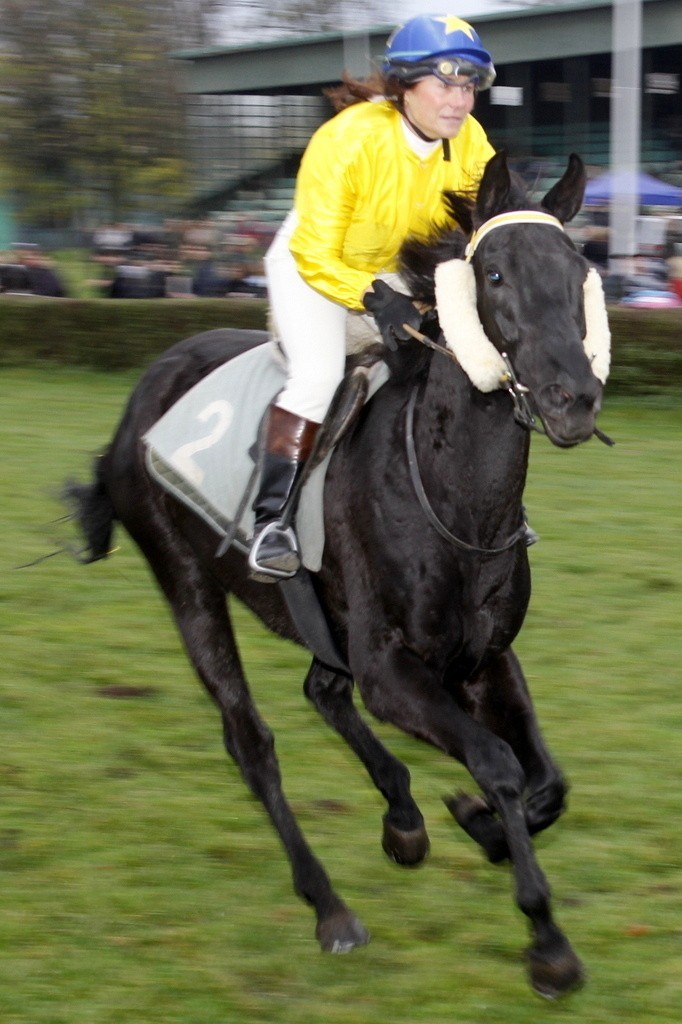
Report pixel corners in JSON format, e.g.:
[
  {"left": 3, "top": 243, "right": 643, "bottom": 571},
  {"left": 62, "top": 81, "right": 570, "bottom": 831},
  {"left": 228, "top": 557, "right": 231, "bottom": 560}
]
[
  {"left": 0, "top": 0, "right": 203, "bottom": 229},
  {"left": 0, "top": 0, "right": 393, "bottom": 231}
]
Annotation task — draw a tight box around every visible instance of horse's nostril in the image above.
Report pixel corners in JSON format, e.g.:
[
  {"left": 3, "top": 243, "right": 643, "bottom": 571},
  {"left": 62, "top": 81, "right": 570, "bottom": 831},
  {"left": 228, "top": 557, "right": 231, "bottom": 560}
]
[{"left": 543, "top": 384, "right": 574, "bottom": 410}]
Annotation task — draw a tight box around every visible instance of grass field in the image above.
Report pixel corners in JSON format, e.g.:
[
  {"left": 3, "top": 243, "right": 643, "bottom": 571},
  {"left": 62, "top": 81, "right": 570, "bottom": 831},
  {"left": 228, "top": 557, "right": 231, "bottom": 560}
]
[{"left": 1, "top": 366, "right": 680, "bottom": 1024}]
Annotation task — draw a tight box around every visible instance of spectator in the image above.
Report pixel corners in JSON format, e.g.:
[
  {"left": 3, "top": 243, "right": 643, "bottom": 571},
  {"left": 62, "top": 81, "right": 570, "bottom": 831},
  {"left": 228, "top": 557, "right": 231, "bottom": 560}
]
[
  {"left": 164, "top": 259, "right": 193, "bottom": 298},
  {"left": 631, "top": 253, "right": 668, "bottom": 288},
  {"left": 85, "top": 251, "right": 120, "bottom": 296},
  {"left": 668, "top": 247, "right": 682, "bottom": 300},
  {"left": 14, "top": 244, "right": 67, "bottom": 297},
  {"left": 109, "top": 254, "right": 156, "bottom": 298},
  {"left": 582, "top": 227, "right": 609, "bottom": 270},
  {"left": 186, "top": 245, "right": 227, "bottom": 297},
  {"left": 224, "top": 262, "right": 267, "bottom": 298},
  {"left": 0, "top": 254, "right": 32, "bottom": 293}
]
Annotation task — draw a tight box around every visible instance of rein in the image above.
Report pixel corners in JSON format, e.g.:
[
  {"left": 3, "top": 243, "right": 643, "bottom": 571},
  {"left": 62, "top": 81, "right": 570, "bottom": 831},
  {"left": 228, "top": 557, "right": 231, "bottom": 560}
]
[{"left": 405, "top": 384, "right": 528, "bottom": 556}]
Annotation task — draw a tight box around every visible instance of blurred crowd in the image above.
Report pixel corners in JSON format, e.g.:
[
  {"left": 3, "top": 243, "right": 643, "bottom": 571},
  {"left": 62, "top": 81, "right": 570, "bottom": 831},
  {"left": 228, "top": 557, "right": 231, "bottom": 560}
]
[
  {"left": 569, "top": 212, "right": 682, "bottom": 307},
  {"left": 0, "top": 243, "right": 68, "bottom": 297},
  {"left": 87, "top": 217, "right": 271, "bottom": 299},
  {"left": 0, "top": 217, "right": 274, "bottom": 300},
  {"left": 2, "top": 214, "right": 682, "bottom": 308}
]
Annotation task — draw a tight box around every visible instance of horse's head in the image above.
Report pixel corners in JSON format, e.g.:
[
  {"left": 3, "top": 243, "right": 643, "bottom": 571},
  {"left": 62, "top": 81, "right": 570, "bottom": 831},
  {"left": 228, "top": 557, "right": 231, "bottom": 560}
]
[{"left": 430, "top": 152, "right": 610, "bottom": 449}]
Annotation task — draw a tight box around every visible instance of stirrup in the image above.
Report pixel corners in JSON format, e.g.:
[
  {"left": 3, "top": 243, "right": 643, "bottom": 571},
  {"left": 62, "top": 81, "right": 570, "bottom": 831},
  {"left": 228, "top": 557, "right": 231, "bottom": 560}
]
[
  {"left": 524, "top": 523, "right": 539, "bottom": 547},
  {"left": 522, "top": 505, "right": 539, "bottom": 547},
  {"left": 248, "top": 521, "right": 301, "bottom": 581}
]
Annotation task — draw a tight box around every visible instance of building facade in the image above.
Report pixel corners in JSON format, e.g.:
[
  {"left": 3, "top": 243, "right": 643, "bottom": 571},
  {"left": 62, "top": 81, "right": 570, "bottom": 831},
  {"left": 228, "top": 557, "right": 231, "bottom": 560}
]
[{"left": 173, "top": 1, "right": 681, "bottom": 207}]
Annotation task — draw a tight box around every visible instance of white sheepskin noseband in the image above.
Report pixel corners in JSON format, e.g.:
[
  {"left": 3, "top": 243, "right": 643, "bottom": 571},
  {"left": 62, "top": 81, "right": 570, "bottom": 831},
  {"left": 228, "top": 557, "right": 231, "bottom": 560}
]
[
  {"left": 434, "top": 258, "right": 611, "bottom": 393},
  {"left": 582, "top": 268, "right": 611, "bottom": 384},
  {"left": 435, "top": 259, "right": 506, "bottom": 392}
]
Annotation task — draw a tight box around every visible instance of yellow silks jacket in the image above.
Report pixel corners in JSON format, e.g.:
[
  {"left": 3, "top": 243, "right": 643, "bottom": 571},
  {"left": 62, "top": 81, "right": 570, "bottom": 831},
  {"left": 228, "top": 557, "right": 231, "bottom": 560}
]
[{"left": 290, "top": 99, "right": 495, "bottom": 310}]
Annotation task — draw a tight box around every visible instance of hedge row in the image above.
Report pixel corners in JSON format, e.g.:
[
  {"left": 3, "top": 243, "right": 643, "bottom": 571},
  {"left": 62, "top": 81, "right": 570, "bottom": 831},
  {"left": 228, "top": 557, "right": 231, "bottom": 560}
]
[
  {"left": 0, "top": 297, "right": 268, "bottom": 371},
  {"left": 0, "top": 296, "right": 680, "bottom": 394},
  {"left": 600, "top": 306, "right": 682, "bottom": 395}
]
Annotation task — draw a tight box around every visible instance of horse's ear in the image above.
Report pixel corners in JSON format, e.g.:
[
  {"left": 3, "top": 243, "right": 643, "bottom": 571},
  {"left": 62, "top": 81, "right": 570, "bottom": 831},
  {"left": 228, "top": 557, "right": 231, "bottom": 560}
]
[
  {"left": 541, "top": 153, "right": 586, "bottom": 224},
  {"left": 475, "top": 151, "right": 512, "bottom": 221}
]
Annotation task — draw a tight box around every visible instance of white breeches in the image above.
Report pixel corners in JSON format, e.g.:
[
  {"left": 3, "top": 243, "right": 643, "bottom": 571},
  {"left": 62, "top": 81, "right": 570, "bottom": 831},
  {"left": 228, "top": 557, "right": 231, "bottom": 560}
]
[{"left": 264, "top": 211, "right": 348, "bottom": 424}]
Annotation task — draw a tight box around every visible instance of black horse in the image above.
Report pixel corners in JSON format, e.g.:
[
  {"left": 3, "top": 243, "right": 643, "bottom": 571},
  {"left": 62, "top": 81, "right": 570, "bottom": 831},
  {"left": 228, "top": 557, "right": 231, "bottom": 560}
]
[{"left": 65, "top": 152, "right": 608, "bottom": 997}]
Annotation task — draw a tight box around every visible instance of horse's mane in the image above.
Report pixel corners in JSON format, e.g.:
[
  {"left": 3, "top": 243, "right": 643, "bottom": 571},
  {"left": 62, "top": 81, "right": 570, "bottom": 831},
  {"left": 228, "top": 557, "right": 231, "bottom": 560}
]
[{"left": 399, "top": 169, "right": 534, "bottom": 307}]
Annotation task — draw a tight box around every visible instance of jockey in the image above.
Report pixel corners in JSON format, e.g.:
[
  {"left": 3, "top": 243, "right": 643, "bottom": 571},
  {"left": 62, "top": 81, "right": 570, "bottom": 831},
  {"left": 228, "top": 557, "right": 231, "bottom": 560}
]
[{"left": 249, "top": 13, "right": 497, "bottom": 581}]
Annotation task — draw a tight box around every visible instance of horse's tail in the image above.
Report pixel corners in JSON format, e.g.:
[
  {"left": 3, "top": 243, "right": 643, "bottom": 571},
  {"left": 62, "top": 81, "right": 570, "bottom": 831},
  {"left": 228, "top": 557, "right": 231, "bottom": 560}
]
[{"left": 62, "top": 454, "right": 117, "bottom": 564}]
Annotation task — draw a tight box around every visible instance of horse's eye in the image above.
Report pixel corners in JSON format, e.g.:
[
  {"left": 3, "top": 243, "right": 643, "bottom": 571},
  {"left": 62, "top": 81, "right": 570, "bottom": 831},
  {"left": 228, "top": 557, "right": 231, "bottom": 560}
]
[{"left": 486, "top": 269, "right": 503, "bottom": 286}]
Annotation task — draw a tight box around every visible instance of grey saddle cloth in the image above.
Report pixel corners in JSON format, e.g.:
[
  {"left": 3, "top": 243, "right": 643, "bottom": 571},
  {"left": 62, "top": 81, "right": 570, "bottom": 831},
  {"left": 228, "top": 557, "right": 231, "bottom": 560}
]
[{"left": 143, "top": 341, "right": 388, "bottom": 571}]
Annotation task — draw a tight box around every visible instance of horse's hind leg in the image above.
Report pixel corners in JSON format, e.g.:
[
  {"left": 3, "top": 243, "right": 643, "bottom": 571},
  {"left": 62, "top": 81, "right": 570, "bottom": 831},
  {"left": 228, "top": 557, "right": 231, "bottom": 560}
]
[
  {"left": 446, "top": 649, "right": 568, "bottom": 864},
  {"left": 128, "top": 523, "right": 369, "bottom": 954},
  {"left": 304, "top": 661, "right": 429, "bottom": 866}
]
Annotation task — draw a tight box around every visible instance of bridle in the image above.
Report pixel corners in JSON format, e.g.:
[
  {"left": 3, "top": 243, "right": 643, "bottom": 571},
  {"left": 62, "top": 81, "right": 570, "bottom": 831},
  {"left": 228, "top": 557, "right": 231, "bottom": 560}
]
[{"left": 463, "top": 210, "right": 564, "bottom": 262}]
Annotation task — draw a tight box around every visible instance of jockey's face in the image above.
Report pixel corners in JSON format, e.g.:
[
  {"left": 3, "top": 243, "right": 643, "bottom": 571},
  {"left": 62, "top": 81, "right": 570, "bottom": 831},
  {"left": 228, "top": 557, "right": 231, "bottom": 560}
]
[{"left": 403, "top": 74, "right": 476, "bottom": 140}]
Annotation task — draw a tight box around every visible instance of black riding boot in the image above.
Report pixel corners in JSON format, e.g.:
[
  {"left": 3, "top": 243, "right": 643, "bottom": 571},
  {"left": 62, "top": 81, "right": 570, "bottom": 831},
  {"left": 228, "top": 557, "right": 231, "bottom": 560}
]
[{"left": 248, "top": 404, "right": 319, "bottom": 582}]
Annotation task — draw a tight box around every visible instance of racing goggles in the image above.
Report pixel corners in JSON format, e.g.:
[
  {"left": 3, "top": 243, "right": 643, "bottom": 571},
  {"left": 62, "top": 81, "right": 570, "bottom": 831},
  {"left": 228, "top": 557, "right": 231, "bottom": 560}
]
[{"left": 392, "top": 57, "right": 496, "bottom": 92}]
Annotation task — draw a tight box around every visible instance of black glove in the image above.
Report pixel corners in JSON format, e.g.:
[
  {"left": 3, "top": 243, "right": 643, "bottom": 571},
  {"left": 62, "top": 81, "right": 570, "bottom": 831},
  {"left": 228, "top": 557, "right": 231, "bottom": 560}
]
[{"left": 363, "top": 280, "right": 421, "bottom": 351}]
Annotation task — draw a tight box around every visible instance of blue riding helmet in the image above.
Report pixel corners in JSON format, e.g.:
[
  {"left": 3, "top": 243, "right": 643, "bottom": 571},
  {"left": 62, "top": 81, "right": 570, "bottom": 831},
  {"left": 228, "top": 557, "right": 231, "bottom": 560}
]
[{"left": 383, "top": 13, "right": 496, "bottom": 91}]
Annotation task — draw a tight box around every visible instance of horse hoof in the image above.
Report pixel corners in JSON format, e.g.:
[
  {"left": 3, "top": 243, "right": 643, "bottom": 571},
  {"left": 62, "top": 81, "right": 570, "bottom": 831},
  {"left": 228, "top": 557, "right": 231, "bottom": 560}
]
[
  {"left": 382, "top": 817, "right": 430, "bottom": 866},
  {"left": 316, "top": 908, "right": 370, "bottom": 954},
  {"left": 527, "top": 942, "right": 586, "bottom": 999}
]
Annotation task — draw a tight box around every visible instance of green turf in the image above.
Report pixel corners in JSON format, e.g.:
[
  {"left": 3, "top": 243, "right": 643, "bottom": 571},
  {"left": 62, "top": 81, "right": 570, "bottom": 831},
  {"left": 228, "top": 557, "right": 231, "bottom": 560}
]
[{"left": 1, "top": 367, "right": 680, "bottom": 1023}]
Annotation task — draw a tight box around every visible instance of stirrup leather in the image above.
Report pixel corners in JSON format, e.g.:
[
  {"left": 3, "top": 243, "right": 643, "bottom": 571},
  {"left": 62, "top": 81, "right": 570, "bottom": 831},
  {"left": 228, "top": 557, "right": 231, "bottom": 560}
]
[{"left": 248, "top": 521, "right": 300, "bottom": 580}]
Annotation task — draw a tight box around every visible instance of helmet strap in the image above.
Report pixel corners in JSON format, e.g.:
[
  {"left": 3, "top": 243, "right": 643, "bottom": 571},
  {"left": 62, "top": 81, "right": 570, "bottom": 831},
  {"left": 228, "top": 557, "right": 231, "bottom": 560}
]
[
  {"left": 402, "top": 112, "right": 436, "bottom": 143},
  {"left": 401, "top": 114, "right": 451, "bottom": 162}
]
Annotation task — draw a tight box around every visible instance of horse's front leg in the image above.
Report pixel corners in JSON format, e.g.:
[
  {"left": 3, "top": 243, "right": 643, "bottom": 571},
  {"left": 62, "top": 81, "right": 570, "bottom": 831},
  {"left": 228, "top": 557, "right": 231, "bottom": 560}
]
[
  {"left": 304, "top": 660, "right": 429, "bottom": 866},
  {"left": 446, "top": 648, "right": 568, "bottom": 863},
  {"left": 355, "top": 644, "right": 583, "bottom": 997}
]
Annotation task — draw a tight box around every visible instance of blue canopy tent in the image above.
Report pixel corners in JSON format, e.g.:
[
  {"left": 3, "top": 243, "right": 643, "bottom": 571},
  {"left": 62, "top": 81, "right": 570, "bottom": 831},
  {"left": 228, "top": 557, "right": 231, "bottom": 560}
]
[{"left": 584, "top": 170, "right": 682, "bottom": 207}]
